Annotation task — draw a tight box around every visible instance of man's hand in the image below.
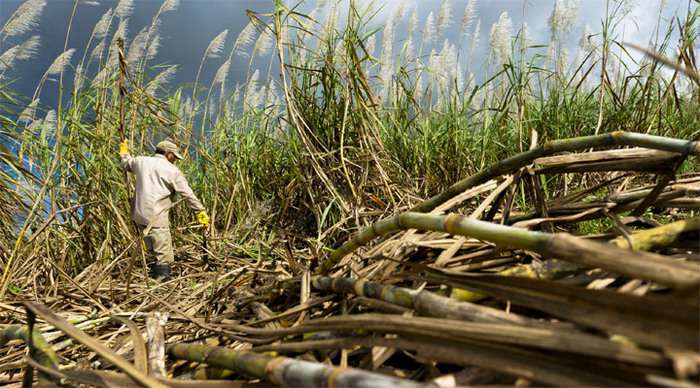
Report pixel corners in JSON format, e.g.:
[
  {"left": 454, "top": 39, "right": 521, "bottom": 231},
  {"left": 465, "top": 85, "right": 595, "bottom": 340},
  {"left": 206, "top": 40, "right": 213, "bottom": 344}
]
[
  {"left": 197, "top": 210, "right": 210, "bottom": 227},
  {"left": 119, "top": 140, "right": 129, "bottom": 156}
]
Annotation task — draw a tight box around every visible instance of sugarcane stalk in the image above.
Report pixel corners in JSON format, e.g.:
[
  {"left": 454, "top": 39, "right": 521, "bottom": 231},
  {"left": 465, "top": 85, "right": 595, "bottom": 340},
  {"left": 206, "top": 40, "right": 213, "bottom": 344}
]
[
  {"left": 610, "top": 216, "right": 700, "bottom": 251},
  {"left": 454, "top": 216, "right": 700, "bottom": 302},
  {"left": 167, "top": 343, "right": 424, "bottom": 388},
  {"left": 0, "top": 325, "right": 60, "bottom": 382},
  {"left": 222, "top": 313, "right": 666, "bottom": 367},
  {"left": 412, "top": 132, "right": 699, "bottom": 213},
  {"left": 253, "top": 336, "right": 631, "bottom": 386},
  {"left": 311, "top": 276, "right": 557, "bottom": 328},
  {"left": 321, "top": 212, "right": 700, "bottom": 289}
]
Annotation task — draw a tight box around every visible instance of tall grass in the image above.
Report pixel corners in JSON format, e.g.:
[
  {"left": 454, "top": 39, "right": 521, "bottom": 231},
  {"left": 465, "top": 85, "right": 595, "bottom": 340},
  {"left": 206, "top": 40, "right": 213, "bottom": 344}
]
[{"left": 0, "top": 0, "right": 697, "bottom": 295}]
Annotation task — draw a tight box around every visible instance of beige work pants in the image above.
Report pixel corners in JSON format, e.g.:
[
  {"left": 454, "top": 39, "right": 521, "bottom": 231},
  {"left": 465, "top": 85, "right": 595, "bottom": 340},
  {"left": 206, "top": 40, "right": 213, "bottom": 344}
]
[{"left": 138, "top": 225, "right": 174, "bottom": 264}]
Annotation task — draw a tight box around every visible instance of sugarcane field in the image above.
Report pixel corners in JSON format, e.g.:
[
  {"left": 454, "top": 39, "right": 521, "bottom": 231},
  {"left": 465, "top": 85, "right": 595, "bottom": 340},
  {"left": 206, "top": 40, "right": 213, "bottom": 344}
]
[{"left": 1, "top": 0, "right": 699, "bottom": 386}]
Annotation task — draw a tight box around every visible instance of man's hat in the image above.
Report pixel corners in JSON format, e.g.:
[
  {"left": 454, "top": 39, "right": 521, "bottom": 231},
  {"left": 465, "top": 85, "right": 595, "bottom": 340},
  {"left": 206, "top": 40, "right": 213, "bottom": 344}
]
[{"left": 155, "top": 140, "right": 184, "bottom": 160}]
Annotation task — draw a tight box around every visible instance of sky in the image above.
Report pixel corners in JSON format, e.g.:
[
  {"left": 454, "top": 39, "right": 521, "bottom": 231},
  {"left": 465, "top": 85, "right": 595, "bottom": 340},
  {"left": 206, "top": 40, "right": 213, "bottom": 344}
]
[{"left": 0, "top": 0, "right": 693, "bottom": 108}]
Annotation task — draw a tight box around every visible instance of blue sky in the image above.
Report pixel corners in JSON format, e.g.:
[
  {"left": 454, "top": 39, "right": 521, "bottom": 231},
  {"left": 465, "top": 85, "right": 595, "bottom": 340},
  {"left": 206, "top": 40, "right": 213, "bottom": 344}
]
[{"left": 0, "top": 0, "right": 692, "bottom": 108}]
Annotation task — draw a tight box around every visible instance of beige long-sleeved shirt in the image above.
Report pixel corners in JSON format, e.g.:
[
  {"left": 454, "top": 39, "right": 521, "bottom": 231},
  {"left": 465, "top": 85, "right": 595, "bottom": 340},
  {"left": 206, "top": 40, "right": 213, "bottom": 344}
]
[{"left": 120, "top": 153, "right": 205, "bottom": 228}]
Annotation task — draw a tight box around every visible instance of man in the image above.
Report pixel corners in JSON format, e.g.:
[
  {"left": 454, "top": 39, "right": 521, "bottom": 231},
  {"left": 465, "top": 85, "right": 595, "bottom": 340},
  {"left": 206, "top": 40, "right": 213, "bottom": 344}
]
[{"left": 119, "top": 139, "right": 209, "bottom": 280}]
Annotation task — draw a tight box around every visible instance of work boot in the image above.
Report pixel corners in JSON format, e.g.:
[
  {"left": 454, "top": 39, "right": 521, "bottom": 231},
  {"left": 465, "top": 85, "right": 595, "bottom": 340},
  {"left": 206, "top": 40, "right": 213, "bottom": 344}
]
[{"left": 148, "top": 262, "right": 171, "bottom": 281}]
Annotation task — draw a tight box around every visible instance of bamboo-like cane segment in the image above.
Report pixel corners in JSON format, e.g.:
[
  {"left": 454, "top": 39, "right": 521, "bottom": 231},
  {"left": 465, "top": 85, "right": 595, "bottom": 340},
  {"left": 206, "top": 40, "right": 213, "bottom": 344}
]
[
  {"left": 312, "top": 275, "right": 554, "bottom": 328},
  {"left": 453, "top": 215, "right": 700, "bottom": 302},
  {"left": 321, "top": 212, "right": 700, "bottom": 289},
  {"left": 167, "top": 343, "right": 424, "bottom": 388},
  {"left": 216, "top": 312, "right": 667, "bottom": 367},
  {"left": 412, "top": 131, "right": 699, "bottom": 213},
  {"left": 610, "top": 216, "right": 700, "bottom": 251}
]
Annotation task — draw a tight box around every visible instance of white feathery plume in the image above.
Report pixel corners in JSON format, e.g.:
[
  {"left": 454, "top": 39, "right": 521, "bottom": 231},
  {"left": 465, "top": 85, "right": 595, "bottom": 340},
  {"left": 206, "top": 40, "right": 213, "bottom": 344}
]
[
  {"left": 73, "top": 63, "right": 84, "bottom": 91},
  {"left": 365, "top": 34, "right": 376, "bottom": 57},
  {"left": 266, "top": 79, "right": 280, "bottom": 108},
  {"left": 405, "top": 36, "right": 415, "bottom": 60},
  {"left": 146, "top": 65, "right": 178, "bottom": 95},
  {"left": 46, "top": 48, "right": 76, "bottom": 75},
  {"left": 115, "top": 0, "right": 134, "bottom": 19},
  {"left": 414, "top": 64, "right": 424, "bottom": 101},
  {"left": 180, "top": 96, "right": 193, "bottom": 121},
  {"left": 395, "top": 2, "right": 407, "bottom": 23},
  {"left": 27, "top": 117, "right": 43, "bottom": 134},
  {"left": 208, "top": 98, "right": 217, "bottom": 117},
  {"left": 0, "top": 46, "right": 21, "bottom": 74},
  {"left": 469, "top": 19, "right": 480, "bottom": 54},
  {"left": 548, "top": 0, "right": 578, "bottom": 39},
  {"left": 43, "top": 109, "right": 56, "bottom": 130},
  {"left": 127, "top": 26, "right": 149, "bottom": 66},
  {"left": 243, "top": 69, "right": 261, "bottom": 111},
  {"left": 407, "top": 9, "right": 418, "bottom": 36},
  {"left": 205, "top": 30, "right": 228, "bottom": 59},
  {"left": 214, "top": 59, "right": 230, "bottom": 84},
  {"left": 16, "top": 35, "right": 41, "bottom": 60},
  {"left": 113, "top": 18, "right": 129, "bottom": 41},
  {"left": 18, "top": 99, "right": 39, "bottom": 124},
  {"left": 556, "top": 46, "right": 569, "bottom": 74},
  {"left": 444, "top": 41, "right": 458, "bottom": 78},
  {"left": 234, "top": 22, "right": 257, "bottom": 58},
  {"left": 41, "top": 110, "right": 57, "bottom": 141},
  {"left": 142, "top": 20, "right": 161, "bottom": 60},
  {"left": 380, "top": 17, "right": 394, "bottom": 71},
  {"left": 158, "top": 0, "right": 179, "bottom": 14},
  {"left": 81, "top": 1, "right": 101, "bottom": 6},
  {"left": 1, "top": 0, "right": 47, "bottom": 39},
  {"left": 520, "top": 22, "right": 532, "bottom": 48},
  {"left": 90, "top": 40, "right": 106, "bottom": 61},
  {"left": 437, "top": 0, "right": 452, "bottom": 35},
  {"left": 423, "top": 12, "right": 437, "bottom": 46},
  {"left": 465, "top": 72, "right": 475, "bottom": 92},
  {"left": 92, "top": 8, "right": 113, "bottom": 39},
  {"left": 147, "top": 34, "right": 160, "bottom": 59},
  {"left": 254, "top": 29, "right": 273, "bottom": 57},
  {"left": 92, "top": 67, "right": 109, "bottom": 85},
  {"left": 488, "top": 12, "right": 512, "bottom": 66},
  {"left": 432, "top": 40, "right": 457, "bottom": 94},
  {"left": 460, "top": 0, "right": 477, "bottom": 34},
  {"left": 427, "top": 47, "right": 439, "bottom": 86},
  {"left": 231, "top": 85, "right": 241, "bottom": 112}
]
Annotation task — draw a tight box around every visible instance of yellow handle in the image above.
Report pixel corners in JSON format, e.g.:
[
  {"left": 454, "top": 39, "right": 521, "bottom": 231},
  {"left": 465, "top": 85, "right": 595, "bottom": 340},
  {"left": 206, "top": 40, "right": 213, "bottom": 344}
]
[{"left": 197, "top": 211, "right": 210, "bottom": 227}]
